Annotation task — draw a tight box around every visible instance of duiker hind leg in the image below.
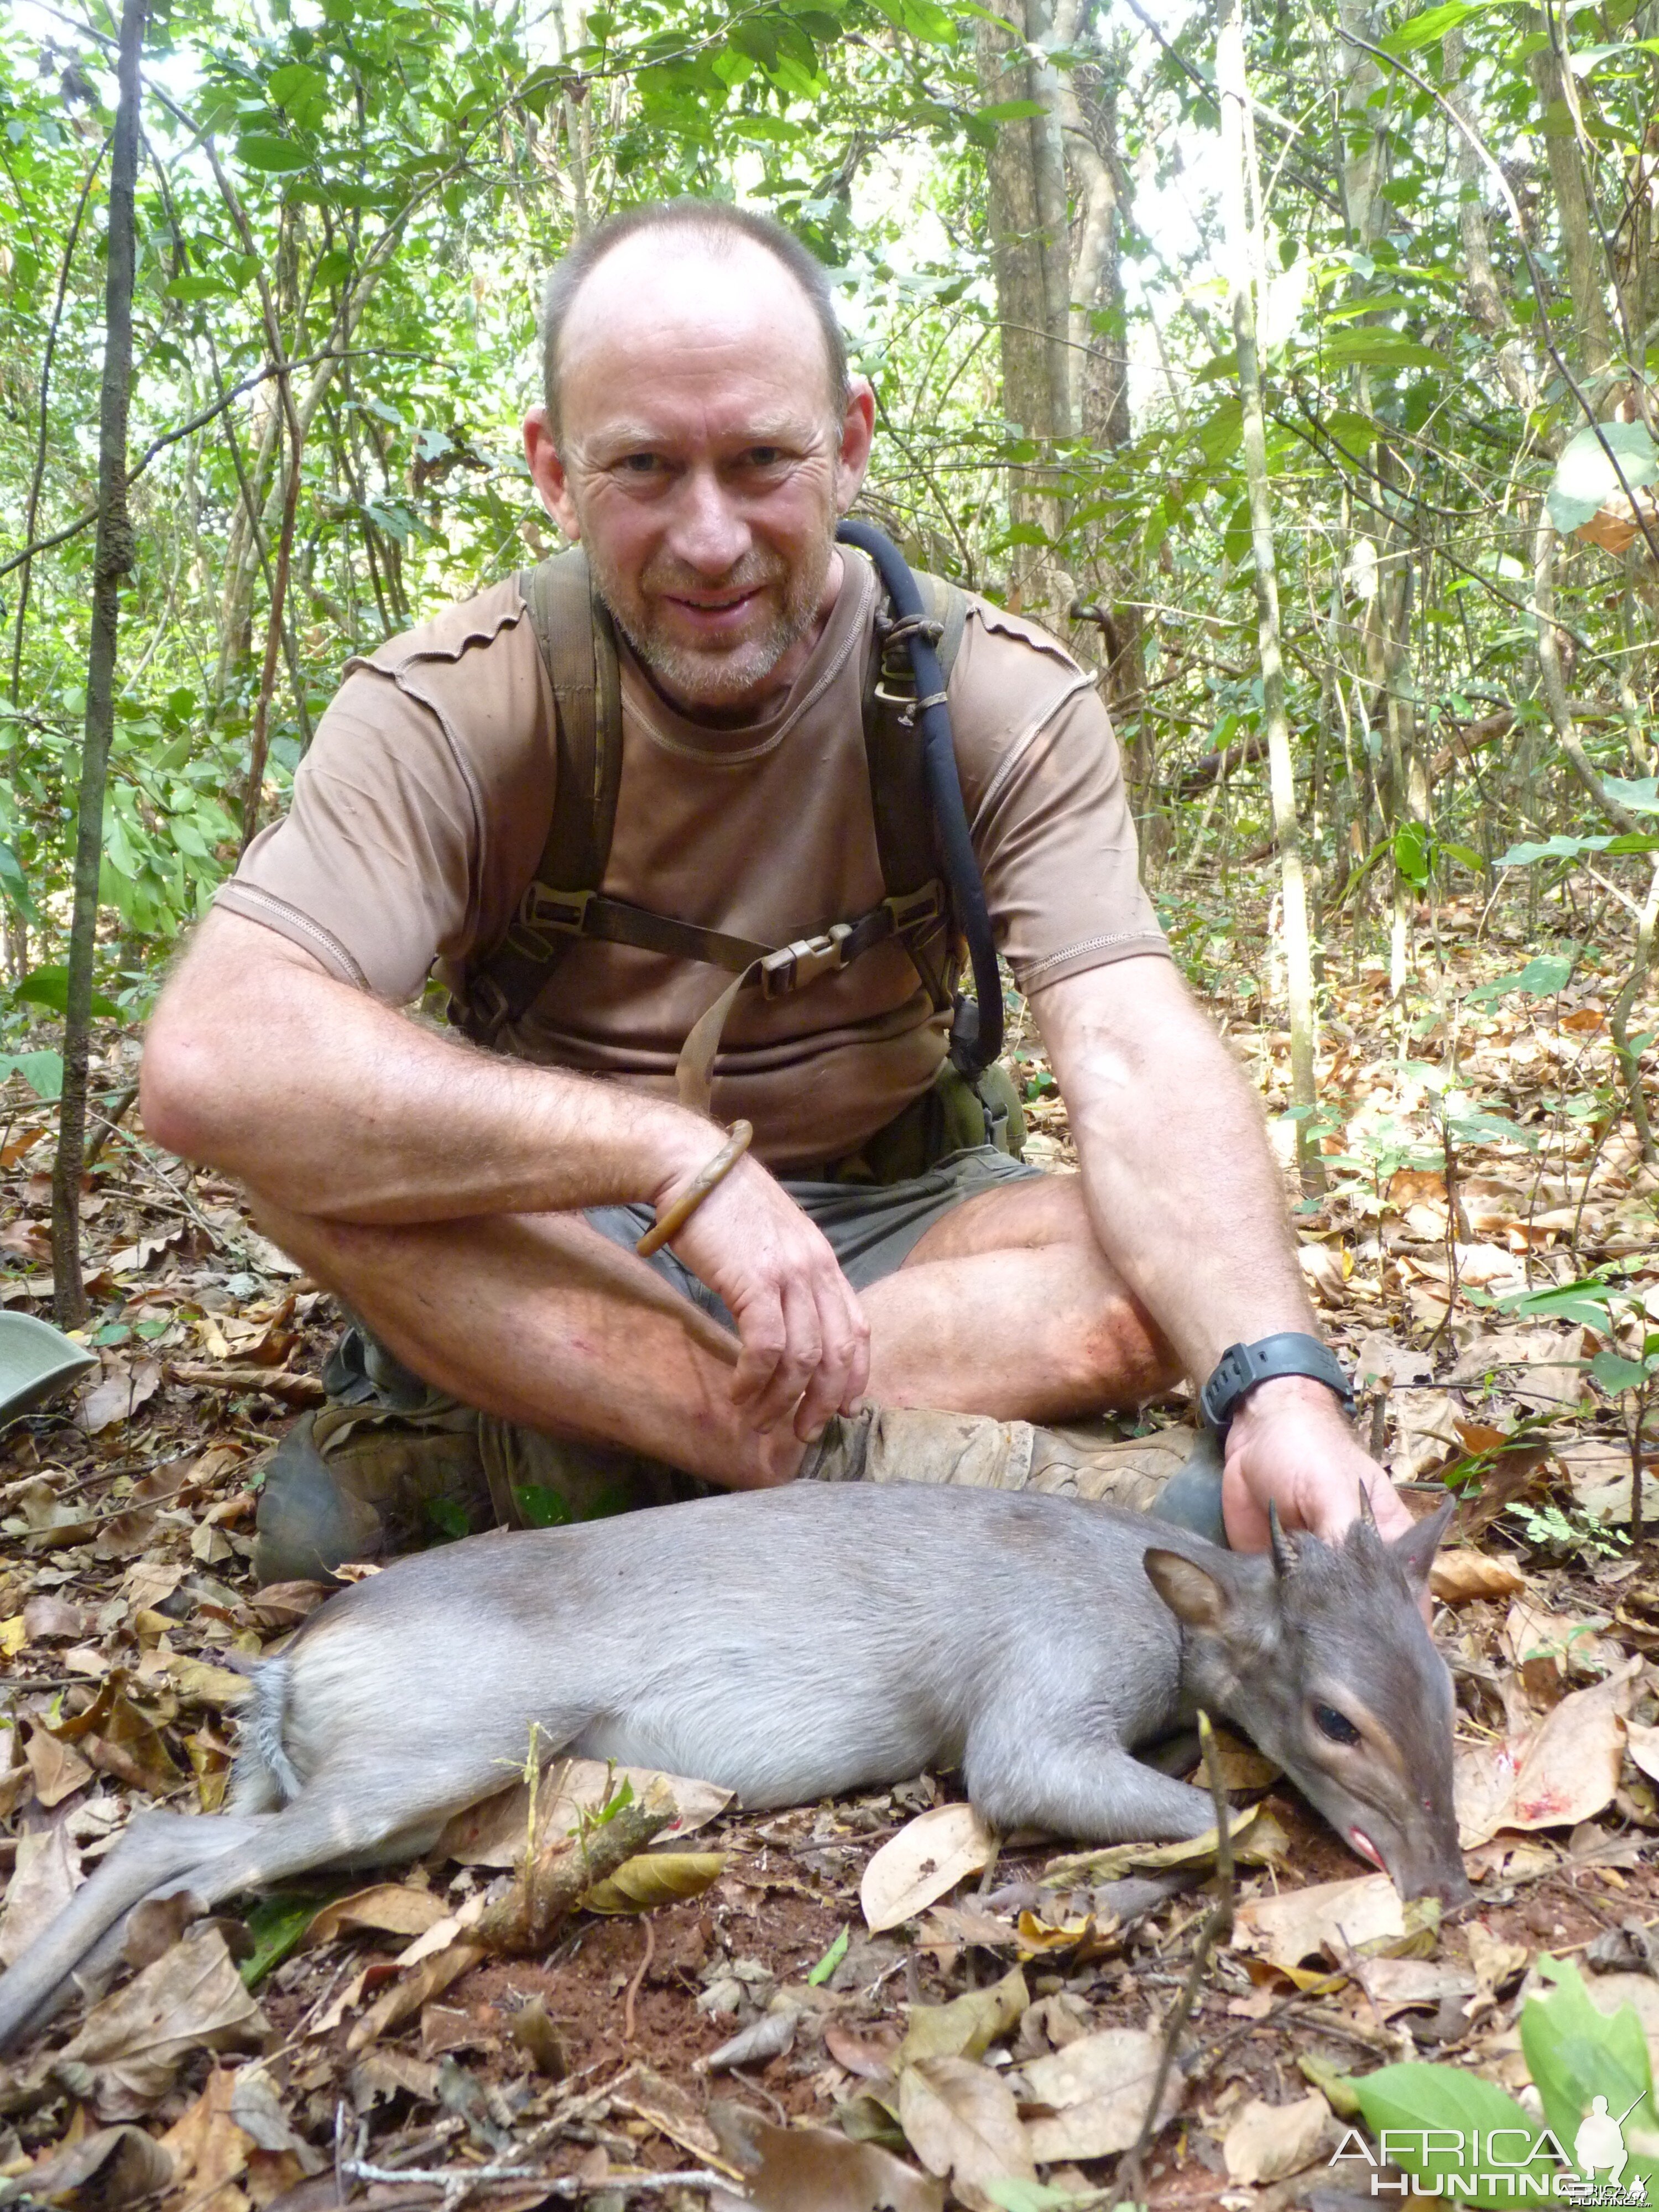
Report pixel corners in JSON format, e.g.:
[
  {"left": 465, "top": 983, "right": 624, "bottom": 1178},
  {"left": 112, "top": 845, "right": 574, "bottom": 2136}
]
[{"left": 0, "top": 1738, "right": 533, "bottom": 2053}]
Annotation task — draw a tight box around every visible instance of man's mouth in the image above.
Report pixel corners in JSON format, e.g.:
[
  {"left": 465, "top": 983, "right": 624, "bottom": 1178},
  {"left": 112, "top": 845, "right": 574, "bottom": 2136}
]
[{"left": 661, "top": 586, "right": 765, "bottom": 629}]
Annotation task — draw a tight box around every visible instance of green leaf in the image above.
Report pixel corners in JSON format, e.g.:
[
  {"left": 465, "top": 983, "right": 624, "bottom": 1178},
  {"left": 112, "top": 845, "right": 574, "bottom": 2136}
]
[
  {"left": 1498, "top": 833, "right": 1632, "bottom": 864},
  {"left": 14, "top": 967, "right": 122, "bottom": 1020},
  {"left": 1605, "top": 775, "right": 1659, "bottom": 814},
  {"left": 1393, "top": 820, "right": 1431, "bottom": 885},
  {"left": 1198, "top": 397, "right": 1243, "bottom": 468},
  {"left": 510, "top": 1483, "right": 575, "bottom": 1528},
  {"left": 1547, "top": 419, "right": 1659, "bottom": 533},
  {"left": 1591, "top": 1350, "right": 1652, "bottom": 1392},
  {"left": 0, "top": 1051, "right": 62, "bottom": 1100},
  {"left": 1522, "top": 1957, "right": 1659, "bottom": 2192},
  {"left": 807, "top": 1925, "right": 851, "bottom": 1984},
  {"left": 1441, "top": 842, "right": 1486, "bottom": 872},
  {"left": 236, "top": 132, "right": 313, "bottom": 173},
  {"left": 1323, "top": 327, "right": 1450, "bottom": 371},
  {"left": 241, "top": 1888, "right": 346, "bottom": 1988},
  {"left": 1350, "top": 2063, "right": 1562, "bottom": 2207},
  {"left": 0, "top": 839, "right": 39, "bottom": 922},
  {"left": 1382, "top": 0, "right": 1483, "bottom": 52}
]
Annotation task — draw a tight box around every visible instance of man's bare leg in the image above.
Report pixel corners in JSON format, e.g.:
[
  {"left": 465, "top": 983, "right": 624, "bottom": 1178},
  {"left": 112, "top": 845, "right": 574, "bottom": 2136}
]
[{"left": 256, "top": 1169, "right": 1177, "bottom": 1490}]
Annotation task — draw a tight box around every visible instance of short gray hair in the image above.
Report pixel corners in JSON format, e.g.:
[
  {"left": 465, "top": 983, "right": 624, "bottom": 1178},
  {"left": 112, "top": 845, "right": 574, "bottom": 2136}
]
[{"left": 539, "top": 199, "right": 851, "bottom": 434}]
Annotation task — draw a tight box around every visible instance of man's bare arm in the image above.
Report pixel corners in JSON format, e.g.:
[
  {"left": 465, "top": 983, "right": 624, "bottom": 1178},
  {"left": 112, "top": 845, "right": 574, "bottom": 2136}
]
[
  {"left": 1033, "top": 955, "right": 1411, "bottom": 1545},
  {"left": 141, "top": 909, "right": 869, "bottom": 1435}
]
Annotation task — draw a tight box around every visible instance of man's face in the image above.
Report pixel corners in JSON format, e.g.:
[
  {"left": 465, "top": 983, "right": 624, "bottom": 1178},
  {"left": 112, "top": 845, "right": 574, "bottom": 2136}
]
[{"left": 524, "top": 234, "right": 874, "bottom": 717}]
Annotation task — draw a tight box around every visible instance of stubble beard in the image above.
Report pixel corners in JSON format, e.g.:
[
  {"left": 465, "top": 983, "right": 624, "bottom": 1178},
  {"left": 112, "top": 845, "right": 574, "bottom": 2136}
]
[{"left": 586, "top": 536, "right": 833, "bottom": 713}]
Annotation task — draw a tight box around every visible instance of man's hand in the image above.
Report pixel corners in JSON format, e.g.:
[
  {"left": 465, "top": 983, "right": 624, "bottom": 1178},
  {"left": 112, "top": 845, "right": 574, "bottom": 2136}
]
[
  {"left": 662, "top": 1151, "right": 870, "bottom": 1442},
  {"left": 1220, "top": 1374, "right": 1414, "bottom": 1549}
]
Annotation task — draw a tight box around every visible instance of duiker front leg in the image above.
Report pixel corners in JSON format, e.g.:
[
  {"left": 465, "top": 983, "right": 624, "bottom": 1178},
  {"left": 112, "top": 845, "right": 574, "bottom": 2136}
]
[{"left": 965, "top": 1722, "right": 1218, "bottom": 1844}]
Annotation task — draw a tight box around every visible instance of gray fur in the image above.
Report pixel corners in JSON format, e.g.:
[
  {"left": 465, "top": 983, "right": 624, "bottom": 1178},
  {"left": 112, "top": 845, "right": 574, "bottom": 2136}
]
[{"left": 0, "top": 1480, "right": 1467, "bottom": 2052}]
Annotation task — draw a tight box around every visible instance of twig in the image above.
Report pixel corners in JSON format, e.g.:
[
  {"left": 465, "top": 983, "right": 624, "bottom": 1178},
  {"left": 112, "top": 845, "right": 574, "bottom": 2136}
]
[
  {"left": 339, "top": 2162, "right": 738, "bottom": 2201},
  {"left": 1122, "top": 1712, "right": 1237, "bottom": 2198},
  {"left": 622, "top": 1913, "right": 655, "bottom": 2042}
]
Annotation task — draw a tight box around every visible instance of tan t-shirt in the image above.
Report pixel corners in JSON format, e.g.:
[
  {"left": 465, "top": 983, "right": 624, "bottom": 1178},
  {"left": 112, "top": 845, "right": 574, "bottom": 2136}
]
[{"left": 220, "top": 549, "right": 1167, "bottom": 1167}]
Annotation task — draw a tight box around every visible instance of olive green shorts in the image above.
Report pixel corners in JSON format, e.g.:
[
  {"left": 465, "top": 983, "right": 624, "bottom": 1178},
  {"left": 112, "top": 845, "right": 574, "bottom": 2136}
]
[{"left": 585, "top": 1140, "right": 1043, "bottom": 1322}]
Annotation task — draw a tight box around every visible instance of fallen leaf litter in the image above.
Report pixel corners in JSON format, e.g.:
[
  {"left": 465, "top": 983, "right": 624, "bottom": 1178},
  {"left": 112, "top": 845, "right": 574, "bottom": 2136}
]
[{"left": 3, "top": 914, "right": 1659, "bottom": 2207}]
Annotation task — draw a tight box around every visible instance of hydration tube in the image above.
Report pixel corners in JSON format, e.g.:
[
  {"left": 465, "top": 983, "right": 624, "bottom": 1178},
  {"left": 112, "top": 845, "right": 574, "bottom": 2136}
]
[{"left": 834, "top": 517, "right": 1003, "bottom": 1077}]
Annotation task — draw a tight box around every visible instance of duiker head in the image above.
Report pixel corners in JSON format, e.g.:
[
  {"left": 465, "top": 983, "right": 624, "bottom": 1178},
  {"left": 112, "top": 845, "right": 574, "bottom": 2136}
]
[{"left": 1143, "top": 1495, "right": 1471, "bottom": 1905}]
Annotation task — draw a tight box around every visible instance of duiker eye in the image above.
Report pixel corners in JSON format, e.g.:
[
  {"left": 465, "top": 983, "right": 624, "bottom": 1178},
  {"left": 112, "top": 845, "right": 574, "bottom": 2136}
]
[{"left": 1314, "top": 1702, "right": 1361, "bottom": 1745}]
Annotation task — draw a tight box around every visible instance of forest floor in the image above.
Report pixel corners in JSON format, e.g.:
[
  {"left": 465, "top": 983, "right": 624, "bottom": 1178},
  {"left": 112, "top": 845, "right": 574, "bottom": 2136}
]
[{"left": 2, "top": 886, "right": 1658, "bottom": 2212}]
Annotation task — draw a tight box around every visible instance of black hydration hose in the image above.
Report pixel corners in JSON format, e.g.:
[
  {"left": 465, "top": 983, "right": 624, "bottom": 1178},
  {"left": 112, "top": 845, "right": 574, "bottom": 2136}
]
[{"left": 834, "top": 517, "right": 1003, "bottom": 1077}]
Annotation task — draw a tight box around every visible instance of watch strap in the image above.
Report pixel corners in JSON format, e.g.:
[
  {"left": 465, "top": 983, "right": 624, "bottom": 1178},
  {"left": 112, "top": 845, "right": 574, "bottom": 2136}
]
[{"left": 1199, "top": 1332, "right": 1356, "bottom": 1439}]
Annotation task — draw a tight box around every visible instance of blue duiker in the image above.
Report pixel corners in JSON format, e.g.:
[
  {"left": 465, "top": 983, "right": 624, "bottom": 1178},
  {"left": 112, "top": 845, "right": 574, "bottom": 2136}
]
[{"left": 0, "top": 1479, "right": 1468, "bottom": 2051}]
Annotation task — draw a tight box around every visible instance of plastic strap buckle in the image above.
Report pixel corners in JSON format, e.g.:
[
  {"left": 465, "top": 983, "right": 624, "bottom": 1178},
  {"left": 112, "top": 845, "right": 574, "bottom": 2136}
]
[
  {"left": 519, "top": 884, "right": 595, "bottom": 935},
  {"left": 760, "top": 922, "right": 854, "bottom": 998}
]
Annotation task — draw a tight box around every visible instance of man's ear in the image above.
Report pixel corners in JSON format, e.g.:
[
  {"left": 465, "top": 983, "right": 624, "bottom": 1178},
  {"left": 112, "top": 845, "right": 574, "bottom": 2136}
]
[
  {"left": 1387, "top": 1493, "right": 1457, "bottom": 1594},
  {"left": 523, "top": 406, "right": 580, "bottom": 539},
  {"left": 1144, "top": 1548, "right": 1230, "bottom": 1631},
  {"left": 833, "top": 379, "right": 875, "bottom": 514}
]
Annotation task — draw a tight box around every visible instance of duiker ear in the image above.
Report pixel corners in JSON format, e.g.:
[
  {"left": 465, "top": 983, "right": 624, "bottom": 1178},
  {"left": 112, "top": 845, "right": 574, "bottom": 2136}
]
[
  {"left": 1144, "top": 1548, "right": 1230, "bottom": 1630},
  {"left": 1387, "top": 1493, "right": 1457, "bottom": 1593}
]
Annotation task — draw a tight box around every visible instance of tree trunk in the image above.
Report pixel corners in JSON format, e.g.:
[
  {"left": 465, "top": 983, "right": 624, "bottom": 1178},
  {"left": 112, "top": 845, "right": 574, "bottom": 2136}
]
[
  {"left": 1217, "top": 0, "right": 1324, "bottom": 1195},
  {"left": 977, "top": 0, "right": 1074, "bottom": 627},
  {"left": 53, "top": 0, "right": 145, "bottom": 1330},
  {"left": 1529, "top": 17, "right": 1614, "bottom": 377}
]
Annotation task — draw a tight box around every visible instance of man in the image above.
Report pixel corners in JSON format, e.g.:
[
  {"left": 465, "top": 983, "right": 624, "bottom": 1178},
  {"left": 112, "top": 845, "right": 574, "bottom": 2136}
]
[{"left": 141, "top": 199, "right": 1407, "bottom": 1583}]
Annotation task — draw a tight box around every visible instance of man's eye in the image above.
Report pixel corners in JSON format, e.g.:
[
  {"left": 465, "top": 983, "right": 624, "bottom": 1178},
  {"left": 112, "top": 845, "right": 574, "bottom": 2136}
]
[
  {"left": 617, "top": 454, "right": 663, "bottom": 474},
  {"left": 744, "top": 447, "right": 785, "bottom": 467}
]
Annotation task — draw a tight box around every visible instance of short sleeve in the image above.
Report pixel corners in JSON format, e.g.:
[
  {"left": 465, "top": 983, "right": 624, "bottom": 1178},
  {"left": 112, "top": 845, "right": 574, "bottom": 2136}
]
[{"left": 947, "top": 600, "right": 1170, "bottom": 995}]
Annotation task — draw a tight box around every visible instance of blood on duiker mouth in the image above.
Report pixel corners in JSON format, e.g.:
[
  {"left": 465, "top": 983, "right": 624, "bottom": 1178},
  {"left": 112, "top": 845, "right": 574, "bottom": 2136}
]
[{"left": 1349, "top": 1826, "right": 1385, "bottom": 1870}]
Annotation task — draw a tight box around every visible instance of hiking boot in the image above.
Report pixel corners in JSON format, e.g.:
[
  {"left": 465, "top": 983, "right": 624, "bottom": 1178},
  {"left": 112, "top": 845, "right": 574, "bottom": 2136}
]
[
  {"left": 799, "top": 1404, "right": 1225, "bottom": 1537},
  {"left": 251, "top": 1327, "right": 697, "bottom": 1586}
]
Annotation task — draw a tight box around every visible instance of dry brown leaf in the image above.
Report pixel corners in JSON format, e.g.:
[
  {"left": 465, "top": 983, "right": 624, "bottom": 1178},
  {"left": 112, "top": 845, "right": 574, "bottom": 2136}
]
[
  {"left": 157, "top": 2066, "right": 254, "bottom": 2212},
  {"left": 1627, "top": 1720, "right": 1659, "bottom": 1785},
  {"left": 895, "top": 1966, "right": 1028, "bottom": 2069},
  {"left": 1232, "top": 1873, "right": 1405, "bottom": 1971},
  {"left": 55, "top": 1924, "right": 269, "bottom": 2119},
  {"left": 825, "top": 2021, "right": 901, "bottom": 2079},
  {"left": 8, "top": 2124, "right": 174, "bottom": 2210},
  {"left": 0, "top": 1822, "right": 82, "bottom": 1965},
  {"left": 434, "top": 1758, "right": 731, "bottom": 1866},
  {"left": 1455, "top": 1655, "right": 1640, "bottom": 1846},
  {"left": 25, "top": 1722, "right": 94, "bottom": 1808},
  {"left": 897, "top": 2054, "right": 1035, "bottom": 2212},
  {"left": 301, "top": 1882, "right": 451, "bottom": 1949},
  {"left": 80, "top": 1359, "right": 162, "bottom": 1435},
  {"left": 1430, "top": 1549, "right": 1527, "bottom": 1604},
  {"left": 1021, "top": 2025, "right": 1177, "bottom": 2161},
  {"left": 710, "top": 2103, "right": 943, "bottom": 2211},
  {"left": 1222, "top": 2091, "right": 1335, "bottom": 2184},
  {"left": 1351, "top": 1958, "right": 1476, "bottom": 2018},
  {"left": 611, "top": 2066, "right": 727, "bottom": 2168},
  {"left": 860, "top": 1803, "right": 996, "bottom": 1933}
]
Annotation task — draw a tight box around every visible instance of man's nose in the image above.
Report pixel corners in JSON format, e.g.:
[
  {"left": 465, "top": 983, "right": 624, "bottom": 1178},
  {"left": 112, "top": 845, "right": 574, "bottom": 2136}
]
[{"left": 665, "top": 466, "right": 752, "bottom": 576}]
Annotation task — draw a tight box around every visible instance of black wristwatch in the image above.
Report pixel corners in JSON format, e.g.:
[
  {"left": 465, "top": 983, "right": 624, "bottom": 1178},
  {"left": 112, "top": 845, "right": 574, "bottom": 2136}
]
[{"left": 1199, "top": 1333, "right": 1356, "bottom": 1442}]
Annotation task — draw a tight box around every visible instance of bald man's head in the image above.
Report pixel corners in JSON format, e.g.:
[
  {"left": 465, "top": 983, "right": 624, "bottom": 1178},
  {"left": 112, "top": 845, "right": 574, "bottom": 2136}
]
[{"left": 539, "top": 200, "right": 849, "bottom": 436}]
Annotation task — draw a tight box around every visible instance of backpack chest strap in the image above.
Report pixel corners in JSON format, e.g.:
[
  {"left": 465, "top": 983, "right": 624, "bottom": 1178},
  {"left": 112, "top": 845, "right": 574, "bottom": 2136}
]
[{"left": 463, "top": 873, "right": 947, "bottom": 1114}]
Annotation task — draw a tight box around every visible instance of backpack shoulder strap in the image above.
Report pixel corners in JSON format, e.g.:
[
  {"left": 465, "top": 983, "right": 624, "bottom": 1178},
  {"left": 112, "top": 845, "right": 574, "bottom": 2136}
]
[
  {"left": 524, "top": 546, "right": 622, "bottom": 896},
  {"left": 450, "top": 548, "right": 622, "bottom": 1044},
  {"left": 861, "top": 565, "right": 968, "bottom": 1013}
]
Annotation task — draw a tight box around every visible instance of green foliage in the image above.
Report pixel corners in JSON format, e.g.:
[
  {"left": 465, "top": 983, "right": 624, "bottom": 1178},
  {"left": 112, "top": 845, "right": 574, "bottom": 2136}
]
[{"left": 1348, "top": 1960, "right": 1659, "bottom": 2205}]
